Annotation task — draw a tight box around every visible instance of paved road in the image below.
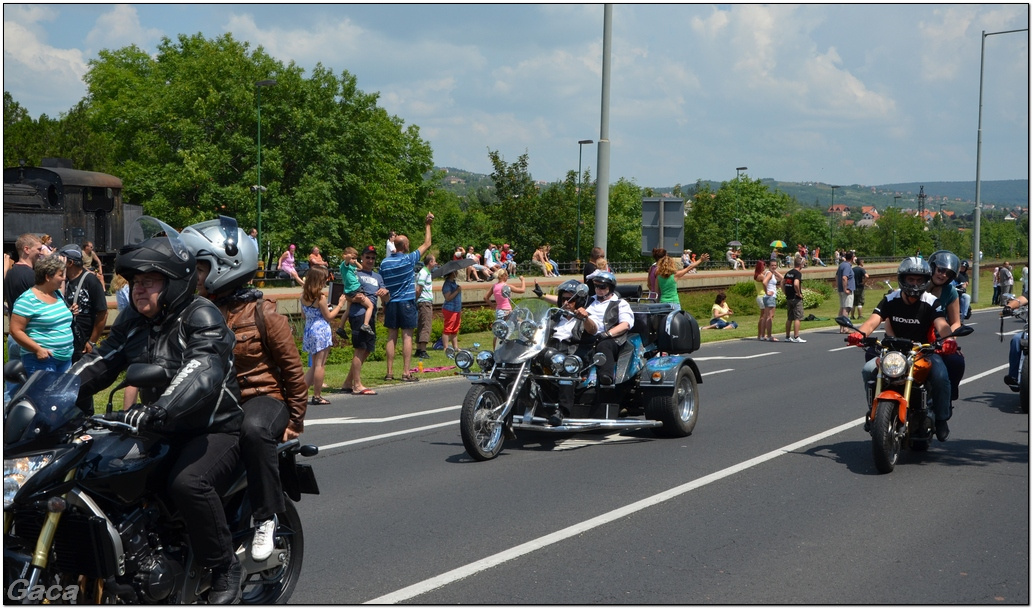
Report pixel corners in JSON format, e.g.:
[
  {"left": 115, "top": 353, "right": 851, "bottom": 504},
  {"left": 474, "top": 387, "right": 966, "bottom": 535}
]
[{"left": 288, "top": 308, "right": 1029, "bottom": 604}]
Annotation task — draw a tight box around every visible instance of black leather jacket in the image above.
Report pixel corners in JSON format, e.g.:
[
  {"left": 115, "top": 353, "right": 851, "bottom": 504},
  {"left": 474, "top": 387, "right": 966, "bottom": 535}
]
[{"left": 71, "top": 295, "right": 242, "bottom": 436}]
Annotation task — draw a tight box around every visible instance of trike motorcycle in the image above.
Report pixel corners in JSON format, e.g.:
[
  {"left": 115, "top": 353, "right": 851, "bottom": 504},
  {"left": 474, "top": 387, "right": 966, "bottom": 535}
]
[
  {"left": 451, "top": 294, "right": 703, "bottom": 461},
  {"left": 836, "top": 316, "right": 973, "bottom": 473},
  {"left": 3, "top": 362, "right": 319, "bottom": 603}
]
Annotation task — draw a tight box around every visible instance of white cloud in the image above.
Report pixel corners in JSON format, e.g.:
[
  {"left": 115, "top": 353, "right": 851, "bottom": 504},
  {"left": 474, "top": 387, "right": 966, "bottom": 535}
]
[
  {"left": 85, "top": 4, "right": 162, "bottom": 52},
  {"left": 3, "top": 8, "right": 88, "bottom": 116}
]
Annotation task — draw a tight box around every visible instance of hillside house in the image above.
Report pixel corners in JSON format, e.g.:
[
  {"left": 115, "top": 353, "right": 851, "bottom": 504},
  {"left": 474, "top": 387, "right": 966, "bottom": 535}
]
[{"left": 827, "top": 203, "right": 850, "bottom": 216}]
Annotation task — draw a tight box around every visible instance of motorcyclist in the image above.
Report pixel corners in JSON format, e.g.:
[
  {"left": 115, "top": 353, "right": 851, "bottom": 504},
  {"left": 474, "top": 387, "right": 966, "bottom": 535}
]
[
  {"left": 927, "top": 250, "right": 966, "bottom": 400},
  {"left": 849, "top": 257, "right": 955, "bottom": 441},
  {"left": 533, "top": 279, "right": 588, "bottom": 348},
  {"left": 181, "top": 216, "right": 308, "bottom": 563},
  {"left": 69, "top": 218, "right": 244, "bottom": 604},
  {"left": 582, "top": 271, "right": 635, "bottom": 387},
  {"left": 1002, "top": 294, "right": 1028, "bottom": 390}
]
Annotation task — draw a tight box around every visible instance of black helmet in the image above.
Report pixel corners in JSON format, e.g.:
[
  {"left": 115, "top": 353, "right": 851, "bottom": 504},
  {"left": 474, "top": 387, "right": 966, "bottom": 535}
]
[
  {"left": 116, "top": 217, "right": 197, "bottom": 319},
  {"left": 928, "top": 250, "right": 960, "bottom": 282},
  {"left": 592, "top": 270, "right": 617, "bottom": 294},
  {"left": 557, "top": 279, "right": 586, "bottom": 307},
  {"left": 181, "top": 216, "right": 258, "bottom": 295},
  {"left": 896, "top": 256, "right": 932, "bottom": 298}
]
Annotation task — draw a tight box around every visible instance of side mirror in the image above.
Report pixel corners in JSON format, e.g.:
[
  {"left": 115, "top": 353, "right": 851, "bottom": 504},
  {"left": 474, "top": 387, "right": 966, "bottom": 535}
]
[
  {"left": 834, "top": 316, "right": 855, "bottom": 329},
  {"left": 575, "top": 284, "right": 589, "bottom": 299},
  {"left": 3, "top": 360, "right": 28, "bottom": 385},
  {"left": 950, "top": 325, "right": 974, "bottom": 338},
  {"left": 501, "top": 285, "right": 512, "bottom": 299}
]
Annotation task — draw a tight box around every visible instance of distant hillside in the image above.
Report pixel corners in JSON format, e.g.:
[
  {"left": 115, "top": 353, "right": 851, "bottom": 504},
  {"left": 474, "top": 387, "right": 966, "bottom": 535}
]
[{"left": 433, "top": 167, "right": 1027, "bottom": 213}]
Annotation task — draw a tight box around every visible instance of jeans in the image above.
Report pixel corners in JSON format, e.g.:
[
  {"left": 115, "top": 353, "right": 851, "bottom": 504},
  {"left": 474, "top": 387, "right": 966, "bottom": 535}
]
[
  {"left": 167, "top": 432, "right": 240, "bottom": 568},
  {"left": 20, "top": 354, "right": 72, "bottom": 375},
  {"left": 1009, "top": 332, "right": 1025, "bottom": 379},
  {"left": 958, "top": 293, "right": 971, "bottom": 318},
  {"left": 862, "top": 353, "right": 951, "bottom": 422},
  {"left": 240, "top": 396, "right": 289, "bottom": 521}
]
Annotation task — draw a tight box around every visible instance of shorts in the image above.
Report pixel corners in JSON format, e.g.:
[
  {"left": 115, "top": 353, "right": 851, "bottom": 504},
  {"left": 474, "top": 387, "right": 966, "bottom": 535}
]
[
  {"left": 495, "top": 308, "right": 510, "bottom": 321},
  {"left": 854, "top": 288, "right": 865, "bottom": 307},
  {"left": 786, "top": 298, "right": 804, "bottom": 321},
  {"left": 346, "top": 289, "right": 362, "bottom": 300},
  {"left": 417, "top": 301, "right": 433, "bottom": 343},
  {"left": 709, "top": 318, "right": 738, "bottom": 329},
  {"left": 384, "top": 300, "right": 418, "bottom": 330},
  {"left": 756, "top": 295, "right": 765, "bottom": 310},
  {"left": 443, "top": 309, "right": 462, "bottom": 334},
  {"left": 761, "top": 295, "right": 776, "bottom": 309},
  {"left": 350, "top": 315, "right": 377, "bottom": 352},
  {"left": 839, "top": 292, "right": 854, "bottom": 309}
]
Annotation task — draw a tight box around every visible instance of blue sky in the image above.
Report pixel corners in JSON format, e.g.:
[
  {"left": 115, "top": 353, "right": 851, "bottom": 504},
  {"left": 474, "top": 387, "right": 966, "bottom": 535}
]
[{"left": 3, "top": 4, "right": 1029, "bottom": 188}]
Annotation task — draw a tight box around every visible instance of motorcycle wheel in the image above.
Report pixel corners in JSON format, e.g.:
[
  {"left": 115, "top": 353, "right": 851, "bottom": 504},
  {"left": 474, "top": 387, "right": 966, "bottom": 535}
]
[
  {"left": 646, "top": 366, "right": 698, "bottom": 438},
  {"left": 240, "top": 499, "right": 304, "bottom": 604},
  {"left": 871, "top": 399, "right": 902, "bottom": 474},
  {"left": 460, "top": 385, "right": 506, "bottom": 461}
]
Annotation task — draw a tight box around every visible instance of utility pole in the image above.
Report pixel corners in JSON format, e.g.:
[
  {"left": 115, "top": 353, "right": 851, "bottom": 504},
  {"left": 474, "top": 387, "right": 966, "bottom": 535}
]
[{"left": 593, "top": 4, "right": 612, "bottom": 254}]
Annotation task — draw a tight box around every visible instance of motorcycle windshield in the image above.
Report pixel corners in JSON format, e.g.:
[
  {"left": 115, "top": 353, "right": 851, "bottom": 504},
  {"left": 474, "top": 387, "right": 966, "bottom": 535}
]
[
  {"left": 494, "top": 298, "right": 553, "bottom": 364},
  {"left": 5, "top": 371, "right": 83, "bottom": 447}
]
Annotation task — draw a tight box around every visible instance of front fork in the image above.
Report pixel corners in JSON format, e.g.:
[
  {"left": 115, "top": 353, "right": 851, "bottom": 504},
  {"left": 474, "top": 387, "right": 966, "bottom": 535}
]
[{"left": 492, "top": 361, "right": 529, "bottom": 423}]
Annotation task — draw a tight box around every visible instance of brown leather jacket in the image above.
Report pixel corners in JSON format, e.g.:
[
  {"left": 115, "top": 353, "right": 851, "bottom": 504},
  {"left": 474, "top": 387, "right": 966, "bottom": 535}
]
[{"left": 222, "top": 298, "right": 308, "bottom": 433}]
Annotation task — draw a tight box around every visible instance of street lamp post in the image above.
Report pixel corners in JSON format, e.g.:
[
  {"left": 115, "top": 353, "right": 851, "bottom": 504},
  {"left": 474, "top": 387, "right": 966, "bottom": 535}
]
[
  {"left": 892, "top": 196, "right": 901, "bottom": 257},
  {"left": 735, "top": 166, "right": 747, "bottom": 242},
  {"left": 255, "top": 78, "right": 277, "bottom": 263},
  {"left": 972, "top": 27, "right": 1027, "bottom": 303},
  {"left": 576, "top": 139, "right": 594, "bottom": 268},
  {"left": 829, "top": 185, "right": 840, "bottom": 246}
]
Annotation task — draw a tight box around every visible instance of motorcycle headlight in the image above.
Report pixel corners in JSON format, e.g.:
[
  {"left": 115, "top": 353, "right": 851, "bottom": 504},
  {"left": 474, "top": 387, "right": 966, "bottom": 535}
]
[
  {"left": 491, "top": 320, "right": 510, "bottom": 340},
  {"left": 455, "top": 350, "right": 475, "bottom": 370},
  {"left": 518, "top": 320, "right": 538, "bottom": 340},
  {"left": 550, "top": 353, "right": 567, "bottom": 372},
  {"left": 4, "top": 453, "right": 54, "bottom": 508},
  {"left": 880, "top": 352, "right": 908, "bottom": 379},
  {"left": 562, "top": 355, "right": 583, "bottom": 375},
  {"left": 476, "top": 350, "right": 494, "bottom": 371}
]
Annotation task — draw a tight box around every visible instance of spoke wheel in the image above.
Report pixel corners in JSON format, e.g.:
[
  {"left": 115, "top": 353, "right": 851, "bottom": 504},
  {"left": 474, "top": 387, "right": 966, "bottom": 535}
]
[{"left": 460, "top": 385, "right": 506, "bottom": 461}]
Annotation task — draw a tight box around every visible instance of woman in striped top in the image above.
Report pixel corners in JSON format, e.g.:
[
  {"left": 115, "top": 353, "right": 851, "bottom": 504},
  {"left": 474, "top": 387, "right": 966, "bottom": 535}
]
[{"left": 9, "top": 254, "right": 75, "bottom": 375}]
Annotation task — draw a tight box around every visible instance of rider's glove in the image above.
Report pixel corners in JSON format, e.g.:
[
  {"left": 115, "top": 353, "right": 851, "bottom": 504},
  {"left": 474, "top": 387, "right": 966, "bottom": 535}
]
[
  {"left": 532, "top": 281, "right": 543, "bottom": 298},
  {"left": 939, "top": 338, "right": 959, "bottom": 355},
  {"left": 120, "top": 405, "right": 166, "bottom": 431},
  {"left": 847, "top": 332, "right": 866, "bottom": 346}
]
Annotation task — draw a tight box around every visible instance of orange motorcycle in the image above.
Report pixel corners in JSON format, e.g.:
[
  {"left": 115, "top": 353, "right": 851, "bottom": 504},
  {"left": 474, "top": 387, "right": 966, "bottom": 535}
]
[{"left": 836, "top": 316, "right": 972, "bottom": 473}]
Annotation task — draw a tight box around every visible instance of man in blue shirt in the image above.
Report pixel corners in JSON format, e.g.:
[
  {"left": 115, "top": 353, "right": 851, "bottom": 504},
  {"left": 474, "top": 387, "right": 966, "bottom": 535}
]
[
  {"left": 835, "top": 250, "right": 855, "bottom": 333},
  {"left": 379, "top": 213, "right": 434, "bottom": 382}
]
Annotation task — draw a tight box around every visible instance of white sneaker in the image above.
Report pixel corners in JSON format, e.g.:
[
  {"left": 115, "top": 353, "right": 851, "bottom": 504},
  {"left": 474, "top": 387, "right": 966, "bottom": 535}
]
[
  {"left": 251, "top": 518, "right": 276, "bottom": 561},
  {"left": 794, "top": 336, "right": 807, "bottom": 343}
]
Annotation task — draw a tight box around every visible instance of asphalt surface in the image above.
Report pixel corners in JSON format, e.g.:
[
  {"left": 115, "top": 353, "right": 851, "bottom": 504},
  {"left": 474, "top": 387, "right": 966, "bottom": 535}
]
[{"left": 287, "top": 307, "right": 1028, "bottom": 604}]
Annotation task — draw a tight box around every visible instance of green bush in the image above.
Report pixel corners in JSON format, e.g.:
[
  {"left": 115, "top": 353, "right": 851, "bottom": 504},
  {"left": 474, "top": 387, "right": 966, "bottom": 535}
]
[
  {"left": 774, "top": 287, "right": 824, "bottom": 309},
  {"left": 462, "top": 307, "right": 498, "bottom": 333},
  {"left": 802, "top": 279, "right": 834, "bottom": 299}
]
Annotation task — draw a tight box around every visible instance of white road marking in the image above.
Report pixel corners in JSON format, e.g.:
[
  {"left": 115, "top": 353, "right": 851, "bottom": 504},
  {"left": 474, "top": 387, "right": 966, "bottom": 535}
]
[
  {"left": 364, "top": 418, "right": 861, "bottom": 604},
  {"left": 306, "top": 405, "right": 461, "bottom": 426},
  {"left": 960, "top": 363, "right": 1009, "bottom": 383},
  {"left": 828, "top": 345, "right": 855, "bottom": 352},
  {"left": 693, "top": 352, "right": 780, "bottom": 361},
  {"left": 701, "top": 368, "right": 733, "bottom": 376},
  {"left": 318, "top": 422, "right": 455, "bottom": 451}
]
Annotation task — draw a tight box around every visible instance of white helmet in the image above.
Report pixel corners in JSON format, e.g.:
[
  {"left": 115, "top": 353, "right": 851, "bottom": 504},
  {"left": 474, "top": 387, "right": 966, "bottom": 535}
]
[{"left": 180, "top": 216, "right": 258, "bottom": 295}]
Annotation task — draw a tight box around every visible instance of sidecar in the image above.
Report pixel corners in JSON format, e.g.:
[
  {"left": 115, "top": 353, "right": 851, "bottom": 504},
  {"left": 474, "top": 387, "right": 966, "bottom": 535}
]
[{"left": 453, "top": 298, "right": 703, "bottom": 461}]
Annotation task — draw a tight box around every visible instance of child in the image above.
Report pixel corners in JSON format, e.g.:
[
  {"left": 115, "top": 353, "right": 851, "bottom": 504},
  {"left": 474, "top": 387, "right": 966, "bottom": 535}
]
[
  {"left": 339, "top": 247, "right": 375, "bottom": 336},
  {"left": 441, "top": 271, "right": 462, "bottom": 351},
  {"left": 485, "top": 269, "right": 526, "bottom": 348},
  {"left": 300, "top": 266, "right": 346, "bottom": 404}
]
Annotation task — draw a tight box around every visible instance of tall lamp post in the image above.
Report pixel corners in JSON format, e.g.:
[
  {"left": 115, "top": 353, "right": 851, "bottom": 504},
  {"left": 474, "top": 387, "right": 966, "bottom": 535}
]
[
  {"left": 576, "top": 139, "right": 594, "bottom": 267},
  {"left": 735, "top": 166, "right": 747, "bottom": 242},
  {"left": 829, "top": 185, "right": 840, "bottom": 246},
  {"left": 972, "top": 27, "right": 1027, "bottom": 303},
  {"left": 255, "top": 79, "right": 277, "bottom": 263}
]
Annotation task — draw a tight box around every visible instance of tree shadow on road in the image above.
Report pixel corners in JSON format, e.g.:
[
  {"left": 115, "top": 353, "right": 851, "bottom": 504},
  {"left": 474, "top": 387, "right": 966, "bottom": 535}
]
[{"left": 959, "top": 389, "right": 1027, "bottom": 416}]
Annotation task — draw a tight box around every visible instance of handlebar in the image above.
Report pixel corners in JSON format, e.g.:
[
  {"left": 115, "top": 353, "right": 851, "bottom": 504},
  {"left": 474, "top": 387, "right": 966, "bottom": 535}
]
[{"left": 89, "top": 414, "right": 139, "bottom": 434}]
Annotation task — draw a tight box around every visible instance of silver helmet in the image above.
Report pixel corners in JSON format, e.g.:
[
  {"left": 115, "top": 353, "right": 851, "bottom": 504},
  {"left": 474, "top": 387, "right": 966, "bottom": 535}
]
[
  {"left": 180, "top": 216, "right": 258, "bottom": 295},
  {"left": 896, "top": 256, "right": 932, "bottom": 298}
]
